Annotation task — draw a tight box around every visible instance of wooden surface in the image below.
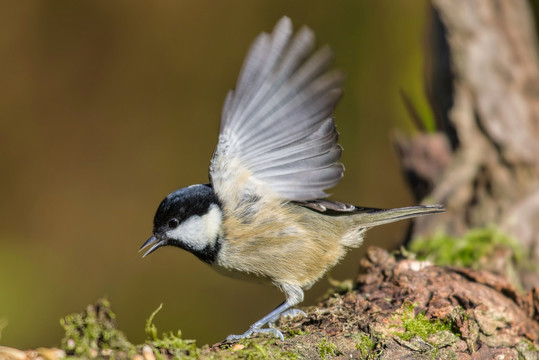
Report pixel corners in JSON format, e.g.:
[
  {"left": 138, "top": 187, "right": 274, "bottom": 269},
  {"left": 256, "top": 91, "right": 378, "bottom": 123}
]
[{"left": 397, "top": 0, "right": 539, "bottom": 289}]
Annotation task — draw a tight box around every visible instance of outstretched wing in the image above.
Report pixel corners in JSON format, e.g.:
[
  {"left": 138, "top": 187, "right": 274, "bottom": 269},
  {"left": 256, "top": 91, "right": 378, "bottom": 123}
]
[{"left": 209, "top": 17, "right": 344, "bottom": 206}]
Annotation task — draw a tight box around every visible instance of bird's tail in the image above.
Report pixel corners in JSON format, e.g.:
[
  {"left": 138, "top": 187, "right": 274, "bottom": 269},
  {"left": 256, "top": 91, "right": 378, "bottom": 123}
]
[
  {"left": 353, "top": 204, "right": 445, "bottom": 228},
  {"left": 339, "top": 204, "right": 444, "bottom": 247}
]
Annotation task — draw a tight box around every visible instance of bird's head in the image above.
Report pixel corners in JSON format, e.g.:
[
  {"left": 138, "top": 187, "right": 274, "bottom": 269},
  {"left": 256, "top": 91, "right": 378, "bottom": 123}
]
[{"left": 140, "top": 183, "right": 223, "bottom": 263}]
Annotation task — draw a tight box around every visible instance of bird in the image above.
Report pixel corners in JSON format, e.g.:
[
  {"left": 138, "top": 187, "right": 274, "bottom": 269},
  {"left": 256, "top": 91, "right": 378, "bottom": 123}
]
[{"left": 139, "top": 16, "right": 444, "bottom": 341}]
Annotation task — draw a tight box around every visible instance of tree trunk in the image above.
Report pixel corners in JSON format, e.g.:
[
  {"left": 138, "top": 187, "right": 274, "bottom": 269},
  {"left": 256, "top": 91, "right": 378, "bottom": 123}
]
[{"left": 396, "top": 0, "right": 539, "bottom": 289}]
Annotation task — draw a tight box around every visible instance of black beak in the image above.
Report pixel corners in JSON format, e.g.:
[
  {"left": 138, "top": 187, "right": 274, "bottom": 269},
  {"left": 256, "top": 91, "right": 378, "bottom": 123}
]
[{"left": 139, "top": 235, "right": 165, "bottom": 258}]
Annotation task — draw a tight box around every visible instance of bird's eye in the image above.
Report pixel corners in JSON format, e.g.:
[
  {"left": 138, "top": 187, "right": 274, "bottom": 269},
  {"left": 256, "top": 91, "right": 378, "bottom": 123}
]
[{"left": 168, "top": 218, "right": 179, "bottom": 229}]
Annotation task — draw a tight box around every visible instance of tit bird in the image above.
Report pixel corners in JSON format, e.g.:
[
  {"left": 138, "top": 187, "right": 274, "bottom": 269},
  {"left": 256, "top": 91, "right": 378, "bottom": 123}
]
[{"left": 140, "top": 17, "right": 444, "bottom": 341}]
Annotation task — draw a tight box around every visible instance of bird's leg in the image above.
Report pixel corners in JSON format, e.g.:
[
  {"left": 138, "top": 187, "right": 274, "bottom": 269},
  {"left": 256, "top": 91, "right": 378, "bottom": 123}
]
[
  {"left": 226, "top": 300, "right": 291, "bottom": 341},
  {"left": 268, "top": 308, "right": 307, "bottom": 325},
  {"left": 226, "top": 284, "right": 304, "bottom": 341}
]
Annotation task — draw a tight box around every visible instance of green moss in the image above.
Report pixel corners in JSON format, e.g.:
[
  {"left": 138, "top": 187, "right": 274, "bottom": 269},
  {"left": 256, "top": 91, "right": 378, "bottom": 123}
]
[
  {"left": 390, "top": 304, "right": 460, "bottom": 359},
  {"left": 143, "top": 303, "right": 199, "bottom": 359},
  {"left": 395, "top": 303, "right": 456, "bottom": 342},
  {"left": 409, "top": 227, "right": 524, "bottom": 268},
  {"left": 60, "top": 298, "right": 135, "bottom": 358},
  {"left": 318, "top": 338, "right": 342, "bottom": 359},
  {"left": 517, "top": 339, "right": 539, "bottom": 360},
  {"left": 319, "top": 277, "right": 355, "bottom": 301},
  {"left": 144, "top": 303, "right": 163, "bottom": 341},
  {"left": 327, "top": 277, "right": 354, "bottom": 295},
  {"left": 355, "top": 333, "right": 377, "bottom": 359},
  {"left": 285, "top": 328, "right": 308, "bottom": 338},
  {"left": 60, "top": 300, "right": 201, "bottom": 359},
  {"left": 214, "top": 338, "right": 298, "bottom": 360},
  {"left": 59, "top": 299, "right": 305, "bottom": 359}
]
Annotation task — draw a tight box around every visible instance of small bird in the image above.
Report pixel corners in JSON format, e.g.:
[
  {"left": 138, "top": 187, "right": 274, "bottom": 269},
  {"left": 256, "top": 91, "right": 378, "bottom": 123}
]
[{"left": 140, "top": 17, "right": 443, "bottom": 341}]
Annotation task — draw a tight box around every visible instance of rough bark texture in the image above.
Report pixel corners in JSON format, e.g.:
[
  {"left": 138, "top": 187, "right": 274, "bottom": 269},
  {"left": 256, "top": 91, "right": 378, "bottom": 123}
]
[
  {"left": 267, "top": 247, "right": 539, "bottom": 359},
  {"left": 248, "top": 248, "right": 539, "bottom": 359},
  {"left": 396, "top": 0, "right": 539, "bottom": 290}
]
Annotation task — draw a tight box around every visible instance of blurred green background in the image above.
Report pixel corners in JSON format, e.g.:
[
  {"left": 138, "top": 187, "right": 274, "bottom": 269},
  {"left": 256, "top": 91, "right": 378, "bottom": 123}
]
[{"left": 0, "top": 0, "right": 474, "bottom": 349}]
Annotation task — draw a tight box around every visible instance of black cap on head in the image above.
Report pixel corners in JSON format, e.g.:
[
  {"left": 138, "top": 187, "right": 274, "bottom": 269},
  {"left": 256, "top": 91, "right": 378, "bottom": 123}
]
[{"left": 153, "top": 183, "right": 220, "bottom": 231}]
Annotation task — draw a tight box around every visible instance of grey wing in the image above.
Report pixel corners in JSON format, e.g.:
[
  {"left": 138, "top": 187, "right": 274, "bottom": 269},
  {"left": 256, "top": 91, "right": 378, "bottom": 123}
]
[{"left": 210, "top": 17, "right": 344, "bottom": 204}]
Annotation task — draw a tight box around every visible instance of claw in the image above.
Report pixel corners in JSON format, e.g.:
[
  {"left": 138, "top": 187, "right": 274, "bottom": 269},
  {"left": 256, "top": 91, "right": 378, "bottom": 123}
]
[
  {"left": 225, "top": 299, "right": 300, "bottom": 342},
  {"left": 226, "top": 327, "right": 284, "bottom": 342},
  {"left": 226, "top": 331, "right": 252, "bottom": 342},
  {"left": 257, "top": 328, "right": 285, "bottom": 341}
]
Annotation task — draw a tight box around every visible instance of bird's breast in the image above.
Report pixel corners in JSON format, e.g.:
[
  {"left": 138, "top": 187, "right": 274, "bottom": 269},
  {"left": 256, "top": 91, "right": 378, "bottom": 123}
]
[{"left": 213, "top": 202, "right": 349, "bottom": 287}]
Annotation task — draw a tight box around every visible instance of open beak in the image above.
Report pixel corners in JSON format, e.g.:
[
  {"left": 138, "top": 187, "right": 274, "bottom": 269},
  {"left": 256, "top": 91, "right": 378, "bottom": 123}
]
[{"left": 139, "top": 235, "right": 165, "bottom": 258}]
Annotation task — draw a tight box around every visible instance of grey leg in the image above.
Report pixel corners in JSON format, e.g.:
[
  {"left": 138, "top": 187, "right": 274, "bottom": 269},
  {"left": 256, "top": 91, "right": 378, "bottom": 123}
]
[
  {"left": 268, "top": 308, "right": 307, "bottom": 325},
  {"left": 225, "top": 284, "right": 304, "bottom": 341},
  {"left": 226, "top": 300, "right": 292, "bottom": 341}
]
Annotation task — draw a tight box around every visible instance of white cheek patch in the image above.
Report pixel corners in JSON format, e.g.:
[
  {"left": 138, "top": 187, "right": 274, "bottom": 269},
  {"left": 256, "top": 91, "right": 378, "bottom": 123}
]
[{"left": 166, "top": 204, "right": 222, "bottom": 251}]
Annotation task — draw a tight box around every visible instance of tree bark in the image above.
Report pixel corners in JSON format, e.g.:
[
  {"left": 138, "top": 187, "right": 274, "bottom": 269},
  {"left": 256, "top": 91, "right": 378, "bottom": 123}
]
[
  {"left": 396, "top": 0, "right": 539, "bottom": 289},
  {"left": 254, "top": 248, "right": 539, "bottom": 359}
]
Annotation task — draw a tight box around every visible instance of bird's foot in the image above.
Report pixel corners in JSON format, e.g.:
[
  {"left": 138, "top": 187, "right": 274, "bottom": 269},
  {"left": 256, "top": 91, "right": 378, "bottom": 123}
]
[
  {"left": 269, "top": 308, "right": 307, "bottom": 325},
  {"left": 226, "top": 326, "right": 285, "bottom": 342},
  {"left": 226, "top": 300, "right": 304, "bottom": 342}
]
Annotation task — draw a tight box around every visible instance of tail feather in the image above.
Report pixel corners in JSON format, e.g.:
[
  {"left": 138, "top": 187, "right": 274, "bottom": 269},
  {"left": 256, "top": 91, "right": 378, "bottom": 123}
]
[
  {"left": 338, "top": 204, "right": 444, "bottom": 248},
  {"left": 354, "top": 204, "right": 444, "bottom": 228}
]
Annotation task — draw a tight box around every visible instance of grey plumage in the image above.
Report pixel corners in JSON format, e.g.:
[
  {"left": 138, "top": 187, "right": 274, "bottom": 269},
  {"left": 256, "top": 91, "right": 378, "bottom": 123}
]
[{"left": 212, "top": 17, "right": 344, "bottom": 201}]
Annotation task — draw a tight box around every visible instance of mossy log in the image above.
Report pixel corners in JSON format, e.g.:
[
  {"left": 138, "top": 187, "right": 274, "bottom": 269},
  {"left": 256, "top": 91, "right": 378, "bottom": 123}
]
[{"left": 3, "top": 247, "right": 538, "bottom": 360}]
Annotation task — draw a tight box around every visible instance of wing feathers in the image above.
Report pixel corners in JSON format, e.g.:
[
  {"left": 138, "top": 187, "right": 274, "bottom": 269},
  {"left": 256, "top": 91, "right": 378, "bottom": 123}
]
[
  {"left": 241, "top": 87, "right": 342, "bottom": 154},
  {"left": 224, "top": 33, "right": 270, "bottom": 130},
  {"left": 238, "top": 48, "right": 338, "bottom": 142},
  {"left": 247, "top": 131, "right": 338, "bottom": 171},
  {"left": 211, "top": 17, "right": 344, "bottom": 202},
  {"left": 269, "top": 164, "right": 344, "bottom": 187},
  {"left": 270, "top": 164, "right": 344, "bottom": 200},
  {"left": 220, "top": 90, "right": 234, "bottom": 131},
  {"left": 228, "top": 18, "right": 293, "bottom": 134},
  {"left": 255, "top": 146, "right": 342, "bottom": 177}
]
